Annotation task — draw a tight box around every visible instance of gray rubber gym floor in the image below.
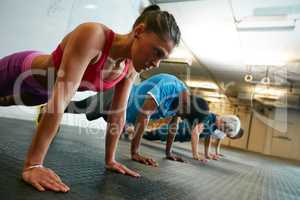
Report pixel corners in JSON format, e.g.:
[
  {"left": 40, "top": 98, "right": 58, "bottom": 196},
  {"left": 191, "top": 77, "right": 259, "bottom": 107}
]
[{"left": 0, "top": 117, "right": 300, "bottom": 200}]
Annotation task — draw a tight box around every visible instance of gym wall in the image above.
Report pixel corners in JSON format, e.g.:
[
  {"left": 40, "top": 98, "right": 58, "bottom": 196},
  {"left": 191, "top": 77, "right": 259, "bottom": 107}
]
[{"left": 209, "top": 101, "right": 300, "bottom": 161}]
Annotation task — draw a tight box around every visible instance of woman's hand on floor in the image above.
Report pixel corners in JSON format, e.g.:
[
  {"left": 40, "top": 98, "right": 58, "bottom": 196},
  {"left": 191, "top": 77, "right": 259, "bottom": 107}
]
[
  {"left": 105, "top": 161, "right": 141, "bottom": 177},
  {"left": 131, "top": 153, "right": 158, "bottom": 167},
  {"left": 166, "top": 154, "right": 185, "bottom": 162},
  {"left": 22, "top": 167, "right": 70, "bottom": 192},
  {"left": 193, "top": 154, "right": 209, "bottom": 164},
  {"left": 210, "top": 153, "right": 220, "bottom": 160}
]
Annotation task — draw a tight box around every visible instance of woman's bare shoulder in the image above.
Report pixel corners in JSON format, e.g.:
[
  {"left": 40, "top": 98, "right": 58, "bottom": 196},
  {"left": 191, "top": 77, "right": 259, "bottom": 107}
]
[
  {"left": 63, "top": 22, "right": 108, "bottom": 51},
  {"left": 76, "top": 22, "right": 107, "bottom": 33}
]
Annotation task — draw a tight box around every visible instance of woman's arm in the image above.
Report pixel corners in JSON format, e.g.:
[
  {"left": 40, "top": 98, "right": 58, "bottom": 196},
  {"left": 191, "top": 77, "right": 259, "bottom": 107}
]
[
  {"left": 215, "top": 138, "right": 222, "bottom": 155},
  {"left": 191, "top": 123, "right": 204, "bottom": 160},
  {"left": 105, "top": 65, "right": 139, "bottom": 176},
  {"left": 22, "top": 24, "right": 104, "bottom": 192},
  {"left": 165, "top": 116, "right": 179, "bottom": 156}
]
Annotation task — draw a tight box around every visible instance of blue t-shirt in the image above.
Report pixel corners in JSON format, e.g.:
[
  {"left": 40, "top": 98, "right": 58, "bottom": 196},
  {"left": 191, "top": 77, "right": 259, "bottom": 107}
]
[
  {"left": 143, "top": 120, "right": 192, "bottom": 142},
  {"left": 174, "top": 113, "right": 217, "bottom": 140},
  {"left": 143, "top": 113, "right": 217, "bottom": 142},
  {"left": 199, "top": 113, "right": 217, "bottom": 138},
  {"left": 126, "top": 73, "right": 188, "bottom": 124}
]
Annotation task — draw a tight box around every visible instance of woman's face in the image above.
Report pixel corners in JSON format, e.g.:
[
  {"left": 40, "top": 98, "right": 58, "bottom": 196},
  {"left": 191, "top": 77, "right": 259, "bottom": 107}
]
[
  {"left": 131, "top": 27, "right": 175, "bottom": 72},
  {"left": 217, "top": 119, "right": 232, "bottom": 136},
  {"left": 216, "top": 117, "right": 225, "bottom": 130}
]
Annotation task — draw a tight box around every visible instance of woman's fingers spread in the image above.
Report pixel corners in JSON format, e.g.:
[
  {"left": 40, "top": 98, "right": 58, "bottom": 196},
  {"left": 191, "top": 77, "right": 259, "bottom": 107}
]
[
  {"left": 59, "top": 182, "right": 70, "bottom": 192},
  {"left": 41, "top": 180, "right": 62, "bottom": 192},
  {"left": 32, "top": 181, "right": 45, "bottom": 192},
  {"left": 50, "top": 180, "right": 69, "bottom": 192},
  {"left": 42, "top": 169, "right": 69, "bottom": 192},
  {"left": 43, "top": 180, "right": 69, "bottom": 192},
  {"left": 22, "top": 167, "right": 70, "bottom": 193},
  {"left": 47, "top": 171, "right": 69, "bottom": 191},
  {"left": 47, "top": 169, "right": 62, "bottom": 182}
]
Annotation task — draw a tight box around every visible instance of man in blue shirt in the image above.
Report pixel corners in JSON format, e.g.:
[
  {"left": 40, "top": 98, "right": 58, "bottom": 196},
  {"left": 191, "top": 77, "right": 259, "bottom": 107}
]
[
  {"left": 126, "top": 73, "right": 189, "bottom": 125},
  {"left": 59, "top": 73, "right": 209, "bottom": 166}
]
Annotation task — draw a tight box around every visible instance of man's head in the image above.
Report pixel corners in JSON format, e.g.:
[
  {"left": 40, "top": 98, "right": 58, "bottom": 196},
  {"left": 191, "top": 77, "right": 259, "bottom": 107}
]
[{"left": 218, "top": 115, "right": 244, "bottom": 139}]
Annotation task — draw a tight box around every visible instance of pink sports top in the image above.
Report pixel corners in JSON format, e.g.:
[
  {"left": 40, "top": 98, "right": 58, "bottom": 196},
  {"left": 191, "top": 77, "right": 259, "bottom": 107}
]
[{"left": 51, "top": 29, "right": 130, "bottom": 91}]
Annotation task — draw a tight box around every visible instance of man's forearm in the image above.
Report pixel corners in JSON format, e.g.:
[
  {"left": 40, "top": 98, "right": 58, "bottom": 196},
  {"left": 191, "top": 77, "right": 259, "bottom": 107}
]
[
  {"left": 131, "top": 96, "right": 157, "bottom": 156},
  {"left": 165, "top": 117, "right": 179, "bottom": 156},
  {"left": 165, "top": 133, "right": 176, "bottom": 156},
  {"left": 131, "top": 114, "right": 149, "bottom": 155}
]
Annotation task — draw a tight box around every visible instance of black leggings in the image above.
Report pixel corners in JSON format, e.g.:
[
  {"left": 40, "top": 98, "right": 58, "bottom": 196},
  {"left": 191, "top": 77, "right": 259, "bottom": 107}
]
[{"left": 65, "top": 89, "right": 114, "bottom": 121}]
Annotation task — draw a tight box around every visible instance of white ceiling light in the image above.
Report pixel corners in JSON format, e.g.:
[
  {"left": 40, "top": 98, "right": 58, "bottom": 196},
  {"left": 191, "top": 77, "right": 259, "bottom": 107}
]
[
  {"left": 161, "top": 57, "right": 192, "bottom": 66},
  {"left": 186, "top": 80, "right": 219, "bottom": 90},
  {"left": 236, "top": 15, "right": 296, "bottom": 31},
  {"left": 255, "top": 94, "right": 280, "bottom": 100},
  {"left": 204, "top": 92, "right": 227, "bottom": 98},
  {"left": 243, "top": 52, "right": 287, "bottom": 66},
  {"left": 84, "top": 4, "right": 98, "bottom": 9},
  {"left": 163, "top": 47, "right": 194, "bottom": 66},
  {"left": 194, "top": 91, "right": 227, "bottom": 102}
]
